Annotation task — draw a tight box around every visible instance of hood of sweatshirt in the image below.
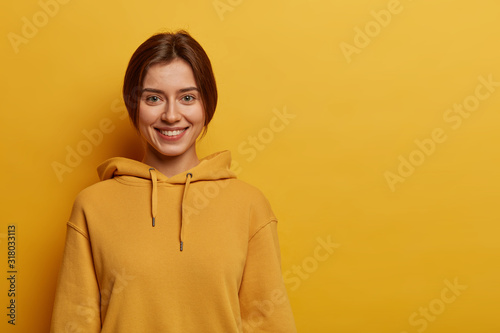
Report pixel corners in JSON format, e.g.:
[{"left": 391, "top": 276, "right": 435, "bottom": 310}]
[{"left": 96, "top": 150, "right": 237, "bottom": 251}]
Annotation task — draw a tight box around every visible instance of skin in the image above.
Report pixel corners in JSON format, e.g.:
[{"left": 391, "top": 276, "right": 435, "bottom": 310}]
[{"left": 138, "top": 58, "right": 206, "bottom": 177}]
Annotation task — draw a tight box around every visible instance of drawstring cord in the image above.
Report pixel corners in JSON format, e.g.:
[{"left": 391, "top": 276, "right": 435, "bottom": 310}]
[
  {"left": 180, "top": 172, "right": 192, "bottom": 251},
  {"left": 149, "top": 168, "right": 158, "bottom": 227},
  {"left": 148, "top": 168, "right": 192, "bottom": 251}
]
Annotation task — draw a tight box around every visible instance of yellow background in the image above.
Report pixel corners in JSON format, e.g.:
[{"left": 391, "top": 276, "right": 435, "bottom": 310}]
[{"left": 1, "top": 0, "right": 499, "bottom": 332}]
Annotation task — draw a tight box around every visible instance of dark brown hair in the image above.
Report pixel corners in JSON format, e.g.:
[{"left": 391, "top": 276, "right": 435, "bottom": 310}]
[{"left": 123, "top": 30, "right": 217, "bottom": 138}]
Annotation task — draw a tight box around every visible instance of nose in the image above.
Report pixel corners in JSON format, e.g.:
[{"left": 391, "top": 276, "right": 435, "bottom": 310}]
[{"left": 161, "top": 102, "right": 182, "bottom": 123}]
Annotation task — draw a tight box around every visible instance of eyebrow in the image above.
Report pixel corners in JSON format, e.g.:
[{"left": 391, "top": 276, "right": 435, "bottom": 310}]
[{"left": 142, "top": 87, "right": 199, "bottom": 94}]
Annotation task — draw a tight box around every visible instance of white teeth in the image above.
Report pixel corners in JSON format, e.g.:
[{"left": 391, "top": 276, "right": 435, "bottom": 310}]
[{"left": 159, "top": 128, "right": 186, "bottom": 136}]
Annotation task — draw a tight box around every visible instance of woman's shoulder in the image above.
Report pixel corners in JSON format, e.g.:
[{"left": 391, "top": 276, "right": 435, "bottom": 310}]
[
  {"left": 223, "top": 178, "right": 276, "bottom": 219},
  {"left": 67, "top": 177, "right": 126, "bottom": 226},
  {"left": 71, "top": 177, "right": 119, "bottom": 207},
  {"left": 224, "top": 178, "right": 271, "bottom": 201}
]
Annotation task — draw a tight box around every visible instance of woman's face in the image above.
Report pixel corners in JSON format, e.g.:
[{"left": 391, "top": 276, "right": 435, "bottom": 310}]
[{"left": 138, "top": 58, "right": 205, "bottom": 162}]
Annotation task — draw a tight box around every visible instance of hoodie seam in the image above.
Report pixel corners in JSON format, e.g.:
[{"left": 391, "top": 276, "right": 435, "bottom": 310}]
[
  {"left": 114, "top": 178, "right": 155, "bottom": 187},
  {"left": 67, "top": 221, "right": 90, "bottom": 240},
  {"left": 248, "top": 218, "right": 278, "bottom": 243},
  {"left": 113, "top": 177, "right": 197, "bottom": 187}
]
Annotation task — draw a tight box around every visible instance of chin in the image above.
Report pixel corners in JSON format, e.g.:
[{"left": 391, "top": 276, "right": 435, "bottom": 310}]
[{"left": 151, "top": 143, "right": 196, "bottom": 158}]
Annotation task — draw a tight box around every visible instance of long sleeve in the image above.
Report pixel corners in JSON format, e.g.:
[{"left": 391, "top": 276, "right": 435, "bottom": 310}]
[
  {"left": 239, "top": 221, "right": 297, "bottom": 333},
  {"left": 50, "top": 221, "right": 101, "bottom": 333}
]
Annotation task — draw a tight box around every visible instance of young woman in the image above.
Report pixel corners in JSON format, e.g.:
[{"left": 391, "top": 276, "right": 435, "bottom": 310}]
[{"left": 50, "top": 31, "right": 297, "bottom": 332}]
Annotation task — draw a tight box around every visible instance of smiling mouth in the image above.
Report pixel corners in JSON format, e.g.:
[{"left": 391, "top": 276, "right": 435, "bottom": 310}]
[{"left": 156, "top": 127, "right": 188, "bottom": 137}]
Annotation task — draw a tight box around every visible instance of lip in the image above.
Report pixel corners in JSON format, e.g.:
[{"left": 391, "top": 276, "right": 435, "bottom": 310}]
[
  {"left": 155, "top": 126, "right": 188, "bottom": 141},
  {"left": 156, "top": 126, "right": 188, "bottom": 131}
]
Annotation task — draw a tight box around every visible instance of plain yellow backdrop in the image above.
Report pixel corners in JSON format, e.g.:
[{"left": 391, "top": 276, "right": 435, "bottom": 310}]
[{"left": 1, "top": 0, "right": 500, "bottom": 332}]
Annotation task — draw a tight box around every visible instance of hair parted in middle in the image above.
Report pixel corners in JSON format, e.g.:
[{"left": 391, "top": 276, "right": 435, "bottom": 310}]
[{"left": 123, "top": 30, "right": 217, "bottom": 138}]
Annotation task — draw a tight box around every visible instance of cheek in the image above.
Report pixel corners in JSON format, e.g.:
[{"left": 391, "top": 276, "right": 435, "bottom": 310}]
[
  {"left": 190, "top": 105, "right": 206, "bottom": 127},
  {"left": 137, "top": 106, "right": 157, "bottom": 136},
  {"left": 138, "top": 105, "right": 155, "bottom": 127}
]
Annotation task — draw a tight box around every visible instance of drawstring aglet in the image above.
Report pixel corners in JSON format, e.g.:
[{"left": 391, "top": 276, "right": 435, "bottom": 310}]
[
  {"left": 180, "top": 241, "right": 183, "bottom": 252},
  {"left": 152, "top": 217, "right": 155, "bottom": 227}
]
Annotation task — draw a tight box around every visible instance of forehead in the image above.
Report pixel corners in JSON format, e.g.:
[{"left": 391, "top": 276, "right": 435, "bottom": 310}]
[{"left": 143, "top": 59, "right": 197, "bottom": 88}]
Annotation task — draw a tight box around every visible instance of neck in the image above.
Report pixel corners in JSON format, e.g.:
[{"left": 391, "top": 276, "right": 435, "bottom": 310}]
[{"left": 142, "top": 145, "right": 200, "bottom": 178}]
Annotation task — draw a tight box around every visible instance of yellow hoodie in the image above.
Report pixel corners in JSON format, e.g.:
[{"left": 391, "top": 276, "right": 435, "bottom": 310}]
[{"left": 50, "top": 150, "right": 297, "bottom": 333}]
